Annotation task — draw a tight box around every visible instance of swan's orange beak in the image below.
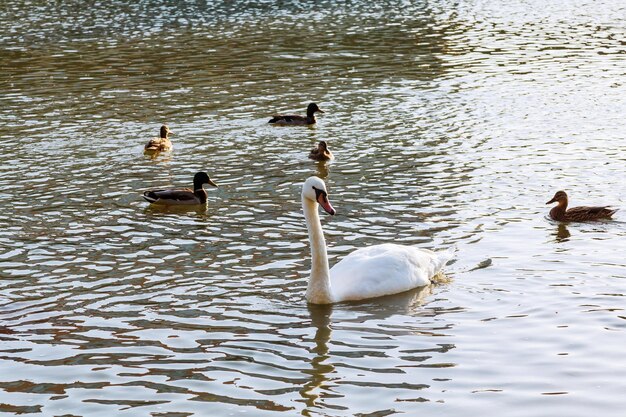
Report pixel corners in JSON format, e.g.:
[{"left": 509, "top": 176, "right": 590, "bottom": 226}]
[{"left": 317, "top": 193, "right": 335, "bottom": 215}]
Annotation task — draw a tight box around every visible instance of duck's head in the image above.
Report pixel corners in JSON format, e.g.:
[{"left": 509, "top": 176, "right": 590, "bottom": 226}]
[
  {"left": 193, "top": 172, "right": 218, "bottom": 188},
  {"left": 160, "top": 125, "right": 173, "bottom": 138},
  {"left": 307, "top": 103, "right": 324, "bottom": 115},
  {"left": 318, "top": 140, "right": 329, "bottom": 151},
  {"left": 546, "top": 190, "right": 568, "bottom": 205},
  {"left": 303, "top": 176, "right": 335, "bottom": 215}
]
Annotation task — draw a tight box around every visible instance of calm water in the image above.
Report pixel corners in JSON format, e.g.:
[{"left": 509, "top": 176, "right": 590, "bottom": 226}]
[{"left": 1, "top": 0, "right": 626, "bottom": 415}]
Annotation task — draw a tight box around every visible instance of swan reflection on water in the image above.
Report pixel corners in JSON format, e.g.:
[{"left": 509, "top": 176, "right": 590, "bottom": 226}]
[
  {"left": 300, "top": 303, "right": 333, "bottom": 410},
  {"left": 299, "top": 284, "right": 438, "bottom": 411}
]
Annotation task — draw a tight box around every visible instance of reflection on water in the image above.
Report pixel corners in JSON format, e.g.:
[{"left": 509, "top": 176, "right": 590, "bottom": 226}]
[
  {"left": 143, "top": 149, "right": 173, "bottom": 162},
  {"left": 554, "top": 223, "right": 571, "bottom": 242},
  {"left": 144, "top": 203, "right": 211, "bottom": 216},
  {"left": 1, "top": 0, "right": 626, "bottom": 416},
  {"left": 315, "top": 161, "right": 330, "bottom": 181},
  {"left": 300, "top": 285, "right": 440, "bottom": 414},
  {"left": 301, "top": 304, "right": 333, "bottom": 412}
]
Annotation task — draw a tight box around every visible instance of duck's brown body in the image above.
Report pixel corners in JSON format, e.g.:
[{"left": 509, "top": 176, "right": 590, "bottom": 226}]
[
  {"left": 145, "top": 125, "right": 173, "bottom": 153},
  {"left": 269, "top": 103, "right": 324, "bottom": 126},
  {"left": 144, "top": 137, "right": 172, "bottom": 153},
  {"left": 309, "top": 141, "right": 333, "bottom": 161},
  {"left": 547, "top": 191, "right": 617, "bottom": 222}
]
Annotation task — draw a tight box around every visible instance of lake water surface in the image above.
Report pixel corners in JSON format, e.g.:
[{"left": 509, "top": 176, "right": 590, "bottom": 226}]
[{"left": 1, "top": 1, "right": 626, "bottom": 416}]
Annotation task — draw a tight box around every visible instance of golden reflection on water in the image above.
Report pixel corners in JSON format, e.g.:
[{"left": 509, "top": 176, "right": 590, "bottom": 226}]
[
  {"left": 143, "top": 150, "right": 173, "bottom": 162},
  {"left": 315, "top": 161, "right": 330, "bottom": 181}
]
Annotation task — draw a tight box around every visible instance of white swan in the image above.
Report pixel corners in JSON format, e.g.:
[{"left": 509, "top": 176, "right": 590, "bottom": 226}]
[{"left": 301, "top": 176, "right": 453, "bottom": 304}]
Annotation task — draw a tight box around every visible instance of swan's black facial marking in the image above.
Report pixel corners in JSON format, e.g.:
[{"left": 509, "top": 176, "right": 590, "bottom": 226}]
[
  {"left": 312, "top": 186, "right": 326, "bottom": 201},
  {"left": 312, "top": 185, "right": 335, "bottom": 215}
]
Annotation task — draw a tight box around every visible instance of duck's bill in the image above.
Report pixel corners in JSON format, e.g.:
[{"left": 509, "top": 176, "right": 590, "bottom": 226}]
[
  {"left": 546, "top": 198, "right": 556, "bottom": 204},
  {"left": 317, "top": 194, "right": 336, "bottom": 215},
  {"left": 317, "top": 109, "right": 325, "bottom": 113},
  {"left": 208, "top": 179, "right": 218, "bottom": 187}
]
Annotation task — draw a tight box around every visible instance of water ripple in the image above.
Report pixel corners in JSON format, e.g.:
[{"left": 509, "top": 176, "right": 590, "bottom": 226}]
[{"left": 1, "top": 0, "right": 626, "bottom": 416}]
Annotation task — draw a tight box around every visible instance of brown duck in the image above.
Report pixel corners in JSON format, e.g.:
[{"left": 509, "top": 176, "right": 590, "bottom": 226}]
[
  {"left": 143, "top": 172, "right": 218, "bottom": 205},
  {"left": 268, "top": 103, "right": 324, "bottom": 126},
  {"left": 546, "top": 190, "right": 617, "bottom": 222},
  {"left": 309, "top": 141, "right": 334, "bottom": 161},
  {"left": 144, "top": 125, "right": 173, "bottom": 153}
]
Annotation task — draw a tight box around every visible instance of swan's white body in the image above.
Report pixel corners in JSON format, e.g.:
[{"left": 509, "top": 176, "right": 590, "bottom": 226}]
[{"left": 302, "top": 177, "right": 453, "bottom": 304}]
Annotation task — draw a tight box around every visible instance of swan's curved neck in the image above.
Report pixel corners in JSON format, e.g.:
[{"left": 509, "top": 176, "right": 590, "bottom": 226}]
[{"left": 303, "top": 195, "right": 333, "bottom": 304}]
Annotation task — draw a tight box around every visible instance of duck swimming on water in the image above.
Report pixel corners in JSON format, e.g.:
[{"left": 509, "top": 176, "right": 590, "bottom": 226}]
[
  {"left": 546, "top": 190, "right": 617, "bottom": 222},
  {"left": 309, "top": 141, "right": 334, "bottom": 161},
  {"left": 143, "top": 172, "right": 218, "bottom": 205},
  {"left": 268, "top": 103, "right": 324, "bottom": 126},
  {"left": 144, "top": 125, "right": 173, "bottom": 153}
]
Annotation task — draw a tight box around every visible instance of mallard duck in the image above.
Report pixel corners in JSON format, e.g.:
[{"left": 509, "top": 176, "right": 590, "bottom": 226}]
[
  {"left": 309, "top": 140, "right": 334, "bottom": 161},
  {"left": 144, "top": 125, "right": 173, "bottom": 153},
  {"left": 546, "top": 190, "right": 618, "bottom": 222},
  {"left": 268, "top": 103, "right": 324, "bottom": 126},
  {"left": 143, "top": 172, "right": 218, "bottom": 205}
]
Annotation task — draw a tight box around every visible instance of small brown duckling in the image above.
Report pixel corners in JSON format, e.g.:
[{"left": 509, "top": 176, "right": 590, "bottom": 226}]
[
  {"left": 268, "top": 103, "right": 324, "bottom": 126},
  {"left": 144, "top": 125, "right": 173, "bottom": 153},
  {"left": 309, "top": 140, "right": 334, "bottom": 161},
  {"left": 546, "top": 190, "right": 617, "bottom": 222},
  {"left": 143, "top": 172, "right": 218, "bottom": 205}
]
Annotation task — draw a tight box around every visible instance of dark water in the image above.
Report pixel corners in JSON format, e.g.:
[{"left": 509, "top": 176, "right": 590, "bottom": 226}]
[{"left": 1, "top": 0, "right": 626, "bottom": 416}]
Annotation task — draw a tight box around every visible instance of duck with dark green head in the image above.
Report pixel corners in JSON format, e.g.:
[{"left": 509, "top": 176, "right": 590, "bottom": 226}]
[
  {"left": 269, "top": 103, "right": 324, "bottom": 126},
  {"left": 143, "top": 172, "right": 218, "bottom": 205}
]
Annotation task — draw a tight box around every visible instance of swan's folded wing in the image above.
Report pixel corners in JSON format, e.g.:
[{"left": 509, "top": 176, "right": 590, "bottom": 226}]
[{"left": 329, "top": 243, "right": 440, "bottom": 301}]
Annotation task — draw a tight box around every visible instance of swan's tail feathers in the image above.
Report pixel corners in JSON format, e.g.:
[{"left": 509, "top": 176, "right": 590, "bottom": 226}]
[{"left": 433, "top": 246, "right": 456, "bottom": 274}]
